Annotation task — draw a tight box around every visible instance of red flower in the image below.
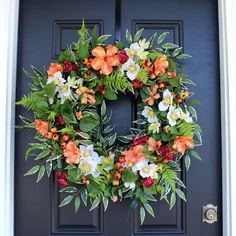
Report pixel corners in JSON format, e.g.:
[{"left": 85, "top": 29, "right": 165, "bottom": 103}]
[
  {"left": 98, "top": 84, "right": 106, "bottom": 95},
  {"left": 158, "top": 145, "right": 176, "bottom": 160},
  {"left": 117, "top": 49, "right": 129, "bottom": 64},
  {"left": 166, "top": 152, "right": 176, "bottom": 160},
  {"left": 56, "top": 171, "right": 68, "bottom": 187},
  {"left": 142, "top": 177, "right": 155, "bottom": 188},
  {"left": 132, "top": 79, "right": 143, "bottom": 90},
  {"left": 63, "top": 60, "right": 78, "bottom": 73},
  {"left": 55, "top": 114, "right": 66, "bottom": 126},
  {"left": 133, "top": 135, "right": 149, "bottom": 145}
]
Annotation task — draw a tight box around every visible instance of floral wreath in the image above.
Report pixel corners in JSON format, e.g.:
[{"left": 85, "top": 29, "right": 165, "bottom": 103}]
[{"left": 17, "top": 22, "right": 202, "bottom": 224}]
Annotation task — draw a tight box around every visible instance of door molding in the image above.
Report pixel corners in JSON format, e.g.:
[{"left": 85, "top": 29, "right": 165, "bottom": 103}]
[{"left": 0, "top": 0, "right": 235, "bottom": 235}]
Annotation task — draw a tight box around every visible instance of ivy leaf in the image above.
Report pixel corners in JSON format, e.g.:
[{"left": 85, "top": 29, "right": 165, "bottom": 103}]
[
  {"left": 176, "top": 189, "right": 186, "bottom": 201},
  {"left": 60, "top": 186, "right": 78, "bottom": 193},
  {"left": 81, "top": 188, "right": 88, "bottom": 206},
  {"left": 144, "top": 203, "right": 155, "bottom": 217},
  {"left": 190, "top": 150, "right": 202, "bottom": 161},
  {"left": 59, "top": 195, "right": 74, "bottom": 207},
  {"left": 126, "top": 29, "right": 132, "bottom": 44},
  {"left": 97, "top": 35, "right": 111, "bottom": 43},
  {"left": 36, "top": 165, "right": 45, "bottom": 183},
  {"left": 24, "top": 165, "right": 40, "bottom": 176},
  {"left": 184, "top": 154, "right": 191, "bottom": 171},
  {"left": 101, "top": 100, "right": 106, "bottom": 117},
  {"left": 157, "top": 32, "right": 169, "bottom": 45},
  {"left": 103, "top": 197, "right": 109, "bottom": 211},
  {"left": 74, "top": 196, "right": 81, "bottom": 213},
  {"left": 140, "top": 207, "right": 145, "bottom": 225},
  {"left": 134, "top": 28, "right": 144, "bottom": 42},
  {"left": 90, "top": 198, "right": 101, "bottom": 211},
  {"left": 170, "top": 193, "right": 176, "bottom": 210}
]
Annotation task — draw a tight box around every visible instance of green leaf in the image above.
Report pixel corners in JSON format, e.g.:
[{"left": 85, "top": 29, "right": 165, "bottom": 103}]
[
  {"left": 46, "top": 161, "right": 52, "bottom": 177},
  {"left": 176, "top": 189, "right": 186, "bottom": 201},
  {"left": 37, "top": 165, "right": 45, "bottom": 183},
  {"left": 162, "top": 43, "right": 179, "bottom": 50},
  {"left": 78, "top": 132, "right": 90, "bottom": 139},
  {"left": 61, "top": 100, "right": 77, "bottom": 124},
  {"left": 126, "top": 29, "right": 132, "bottom": 43},
  {"left": 103, "top": 197, "right": 109, "bottom": 211},
  {"left": 98, "top": 35, "right": 111, "bottom": 43},
  {"left": 43, "top": 82, "right": 55, "bottom": 98},
  {"left": 81, "top": 188, "right": 88, "bottom": 206},
  {"left": 188, "top": 99, "right": 201, "bottom": 105},
  {"left": 79, "top": 111, "right": 100, "bottom": 132},
  {"left": 176, "top": 54, "right": 192, "bottom": 59},
  {"left": 188, "top": 106, "right": 197, "bottom": 120},
  {"left": 59, "top": 195, "right": 74, "bottom": 207},
  {"left": 90, "top": 198, "right": 101, "bottom": 211},
  {"left": 157, "top": 32, "right": 169, "bottom": 45},
  {"left": 184, "top": 154, "right": 191, "bottom": 171},
  {"left": 35, "top": 149, "right": 51, "bottom": 160},
  {"left": 148, "top": 33, "right": 157, "bottom": 48},
  {"left": 101, "top": 100, "right": 106, "bottom": 117},
  {"left": 75, "top": 196, "right": 81, "bottom": 213},
  {"left": 170, "top": 193, "right": 176, "bottom": 209},
  {"left": 78, "top": 140, "right": 93, "bottom": 145},
  {"left": 24, "top": 165, "right": 40, "bottom": 176},
  {"left": 180, "top": 77, "right": 196, "bottom": 85},
  {"left": 122, "top": 169, "right": 138, "bottom": 182},
  {"left": 172, "top": 47, "right": 182, "bottom": 57},
  {"left": 103, "top": 124, "right": 115, "bottom": 134},
  {"left": 60, "top": 186, "right": 78, "bottom": 193},
  {"left": 92, "top": 24, "right": 98, "bottom": 44},
  {"left": 108, "top": 133, "right": 117, "bottom": 146},
  {"left": 134, "top": 28, "right": 144, "bottom": 42},
  {"left": 140, "top": 207, "right": 145, "bottom": 225},
  {"left": 104, "top": 88, "right": 117, "bottom": 100},
  {"left": 144, "top": 203, "right": 155, "bottom": 217},
  {"left": 190, "top": 150, "right": 202, "bottom": 161}
]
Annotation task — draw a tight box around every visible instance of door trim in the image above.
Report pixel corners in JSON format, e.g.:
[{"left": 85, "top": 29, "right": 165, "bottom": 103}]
[{"left": 0, "top": 0, "right": 235, "bottom": 235}]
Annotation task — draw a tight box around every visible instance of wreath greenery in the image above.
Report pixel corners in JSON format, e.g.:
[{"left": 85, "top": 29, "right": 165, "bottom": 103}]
[{"left": 17, "top": 22, "right": 202, "bottom": 224}]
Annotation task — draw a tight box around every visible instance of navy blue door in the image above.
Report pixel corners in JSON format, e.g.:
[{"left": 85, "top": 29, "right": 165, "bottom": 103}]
[{"left": 15, "top": 0, "right": 222, "bottom": 235}]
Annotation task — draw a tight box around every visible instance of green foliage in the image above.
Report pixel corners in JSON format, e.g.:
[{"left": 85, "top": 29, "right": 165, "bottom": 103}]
[
  {"left": 161, "top": 168, "right": 177, "bottom": 190},
  {"left": 137, "top": 67, "right": 149, "bottom": 83},
  {"left": 79, "top": 111, "right": 100, "bottom": 132},
  {"left": 16, "top": 92, "right": 43, "bottom": 110}
]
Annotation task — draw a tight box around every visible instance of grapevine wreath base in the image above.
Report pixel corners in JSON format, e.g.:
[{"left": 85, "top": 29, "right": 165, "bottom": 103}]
[{"left": 17, "top": 22, "right": 202, "bottom": 224}]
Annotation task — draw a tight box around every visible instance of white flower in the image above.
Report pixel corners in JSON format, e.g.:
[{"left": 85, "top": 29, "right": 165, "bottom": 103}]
[
  {"left": 134, "top": 160, "right": 158, "bottom": 179},
  {"left": 137, "top": 50, "right": 149, "bottom": 60},
  {"left": 80, "top": 144, "right": 100, "bottom": 163},
  {"left": 142, "top": 106, "right": 158, "bottom": 123},
  {"left": 125, "top": 42, "right": 142, "bottom": 59},
  {"left": 167, "top": 106, "right": 180, "bottom": 126},
  {"left": 179, "top": 108, "right": 193, "bottom": 123},
  {"left": 139, "top": 38, "right": 150, "bottom": 50},
  {"left": 149, "top": 121, "right": 161, "bottom": 133},
  {"left": 117, "top": 66, "right": 124, "bottom": 77},
  {"left": 158, "top": 89, "right": 173, "bottom": 111},
  {"left": 47, "top": 71, "right": 65, "bottom": 86},
  {"left": 79, "top": 159, "right": 100, "bottom": 177},
  {"left": 67, "top": 76, "right": 79, "bottom": 89},
  {"left": 57, "top": 82, "right": 71, "bottom": 104},
  {"left": 124, "top": 182, "right": 136, "bottom": 191},
  {"left": 122, "top": 59, "right": 140, "bottom": 81}
]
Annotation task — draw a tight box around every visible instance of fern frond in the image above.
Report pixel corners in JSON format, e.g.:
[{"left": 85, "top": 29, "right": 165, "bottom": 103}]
[
  {"left": 161, "top": 168, "right": 177, "bottom": 190},
  {"left": 16, "top": 92, "right": 42, "bottom": 110},
  {"left": 137, "top": 67, "right": 149, "bottom": 83},
  {"left": 103, "top": 75, "right": 131, "bottom": 92}
]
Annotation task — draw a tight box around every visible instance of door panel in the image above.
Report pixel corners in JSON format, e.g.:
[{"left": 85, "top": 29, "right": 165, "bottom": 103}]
[{"left": 15, "top": 0, "right": 221, "bottom": 235}]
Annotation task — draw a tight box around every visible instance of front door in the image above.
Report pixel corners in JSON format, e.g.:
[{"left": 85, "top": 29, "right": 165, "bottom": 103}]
[{"left": 15, "top": 0, "right": 222, "bottom": 235}]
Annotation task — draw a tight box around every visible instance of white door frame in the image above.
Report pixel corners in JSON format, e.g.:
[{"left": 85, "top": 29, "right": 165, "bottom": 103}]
[{"left": 0, "top": 0, "right": 235, "bottom": 235}]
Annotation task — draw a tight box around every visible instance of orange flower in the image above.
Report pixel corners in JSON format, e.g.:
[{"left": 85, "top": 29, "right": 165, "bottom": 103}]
[
  {"left": 167, "top": 72, "right": 176, "bottom": 78},
  {"left": 147, "top": 137, "right": 162, "bottom": 153},
  {"left": 154, "top": 56, "right": 169, "bottom": 77},
  {"left": 47, "top": 63, "right": 63, "bottom": 77},
  {"left": 173, "top": 136, "right": 194, "bottom": 154},
  {"left": 144, "top": 84, "right": 160, "bottom": 106},
  {"left": 90, "top": 45, "right": 120, "bottom": 75},
  {"left": 35, "top": 119, "right": 49, "bottom": 137},
  {"left": 63, "top": 141, "right": 81, "bottom": 164},
  {"left": 76, "top": 87, "right": 96, "bottom": 105},
  {"left": 122, "top": 145, "right": 144, "bottom": 167},
  {"left": 76, "top": 111, "right": 83, "bottom": 120}
]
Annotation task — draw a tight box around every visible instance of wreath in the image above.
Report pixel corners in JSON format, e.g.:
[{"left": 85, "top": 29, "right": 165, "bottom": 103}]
[{"left": 17, "top": 22, "right": 202, "bottom": 224}]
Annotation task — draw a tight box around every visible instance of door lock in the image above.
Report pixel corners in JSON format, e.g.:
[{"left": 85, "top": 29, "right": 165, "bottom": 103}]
[{"left": 202, "top": 204, "right": 218, "bottom": 224}]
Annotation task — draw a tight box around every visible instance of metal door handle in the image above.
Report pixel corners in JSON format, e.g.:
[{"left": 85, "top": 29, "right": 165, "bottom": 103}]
[{"left": 202, "top": 204, "right": 218, "bottom": 224}]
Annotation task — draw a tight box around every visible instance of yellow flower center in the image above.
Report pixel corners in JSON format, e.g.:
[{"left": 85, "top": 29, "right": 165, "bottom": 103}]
[
  {"left": 151, "top": 123, "right": 158, "bottom": 129},
  {"left": 129, "top": 65, "right": 136, "bottom": 72},
  {"left": 148, "top": 110, "right": 155, "bottom": 118},
  {"left": 181, "top": 111, "right": 187, "bottom": 119},
  {"left": 60, "top": 85, "right": 68, "bottom": 93},
  {"left": 170, "top": 112, "right": 178, "bottom": 120},
  {"left": 130, "top": 48, "right": 136, "bottom": 57},
  {"left": 142, "top": 167, "right": 149, "bottom": 173},
  {"left": 54, "top": 77, "right": 61, "bottom": 85},
  {"left": 164, "top": 97, "right": 171, "bottom": 105},
  {"left": 82, "top": 163, "right": 91, "bottom": 172},
  {"left": 83, "top": 150, "right": 91, "bottom": 157}
]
